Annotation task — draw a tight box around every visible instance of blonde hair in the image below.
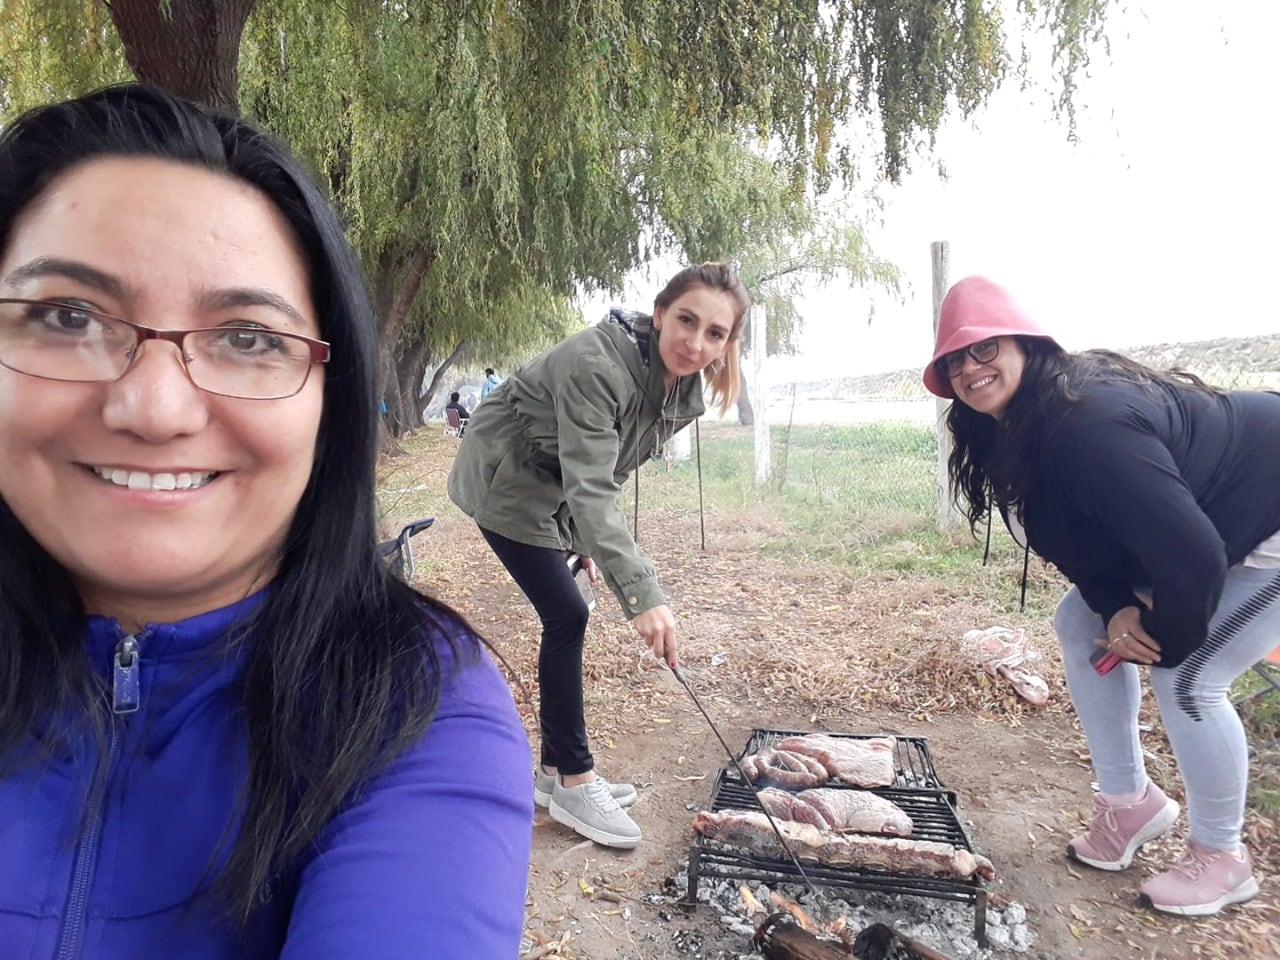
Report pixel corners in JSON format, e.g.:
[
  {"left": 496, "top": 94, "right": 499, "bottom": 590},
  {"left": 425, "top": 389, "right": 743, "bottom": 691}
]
[{"left": 653, "top": 261, "right": 750, "bottom": 416}]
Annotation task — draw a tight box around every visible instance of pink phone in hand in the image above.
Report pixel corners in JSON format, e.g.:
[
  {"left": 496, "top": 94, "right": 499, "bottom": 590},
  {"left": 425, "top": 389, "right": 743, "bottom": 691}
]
[{"left": 1090, "top": 648, "right": 1122, "bottom": 676}]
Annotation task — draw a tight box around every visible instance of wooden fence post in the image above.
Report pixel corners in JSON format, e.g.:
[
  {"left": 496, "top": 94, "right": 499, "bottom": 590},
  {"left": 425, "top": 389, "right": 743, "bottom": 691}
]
[
  {"left": 932, "top": 242, "right": 962, "bottom": 529},
  {"left": 751, "top": 303, "right": 770, "bottom": 487}
]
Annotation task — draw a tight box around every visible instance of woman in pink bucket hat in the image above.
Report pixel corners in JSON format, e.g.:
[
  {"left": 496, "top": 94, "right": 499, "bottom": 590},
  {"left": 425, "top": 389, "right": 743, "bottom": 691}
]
[{"left": 926, "top": 275, "right": 1280, "bottom": 917}]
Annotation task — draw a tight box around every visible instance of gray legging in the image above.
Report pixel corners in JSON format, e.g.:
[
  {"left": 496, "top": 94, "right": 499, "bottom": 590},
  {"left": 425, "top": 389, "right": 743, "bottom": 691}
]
[{"left": 1054, "top": 566, "right": 1280, "bottom": 850}]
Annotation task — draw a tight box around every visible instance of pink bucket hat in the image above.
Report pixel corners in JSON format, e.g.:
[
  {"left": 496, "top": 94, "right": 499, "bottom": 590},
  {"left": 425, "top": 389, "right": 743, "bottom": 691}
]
[{"left": 922, "top": 276, "right": 1060, "bottom": 399}]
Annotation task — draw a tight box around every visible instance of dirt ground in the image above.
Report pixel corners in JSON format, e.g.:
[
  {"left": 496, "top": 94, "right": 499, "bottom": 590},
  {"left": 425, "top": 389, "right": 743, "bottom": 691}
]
[{"left": 387, "top": 437, "right": 1279, "bottom": 960}]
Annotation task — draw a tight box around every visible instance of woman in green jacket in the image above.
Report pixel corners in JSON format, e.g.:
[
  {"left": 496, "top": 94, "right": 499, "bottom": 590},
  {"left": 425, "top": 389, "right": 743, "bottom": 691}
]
[{"left": 448, "top": 262, "right": 749, "bottom": 848}]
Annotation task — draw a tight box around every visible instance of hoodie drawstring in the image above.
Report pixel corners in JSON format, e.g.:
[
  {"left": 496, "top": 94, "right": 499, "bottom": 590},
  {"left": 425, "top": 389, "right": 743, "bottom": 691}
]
[
  {"left": 1019, "top": 542, "right": 1030, "bottom": 613},
  {"left": 984, "top": 489, "right": 1029, "bottom": 612},
  {"left": 695, "top": 417, "right": 706, "bottom": 551}
]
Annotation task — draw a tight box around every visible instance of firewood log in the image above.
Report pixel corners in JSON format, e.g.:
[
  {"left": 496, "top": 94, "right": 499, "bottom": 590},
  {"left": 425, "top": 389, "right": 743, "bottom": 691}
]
[
  {"left": 752, "top": 913, "right": 851, "bottom": 960},
  {"left": 851, "top": 922, "right": 953, "bottom": 960}
]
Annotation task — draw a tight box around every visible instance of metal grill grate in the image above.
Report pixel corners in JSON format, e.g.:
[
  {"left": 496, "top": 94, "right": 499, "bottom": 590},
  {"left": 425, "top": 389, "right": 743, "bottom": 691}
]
[
  {"left": 685, "top": 729, "right": 988, "bottom": 945},
  {"left": 731, "top": 729, "right": 947, "bottom": 795}
]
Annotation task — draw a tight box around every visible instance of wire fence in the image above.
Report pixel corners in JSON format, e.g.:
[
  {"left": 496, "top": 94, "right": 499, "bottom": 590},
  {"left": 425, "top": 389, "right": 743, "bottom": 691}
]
[
  {"left": 751, "top": 335, "right": 1280, "bottom": 531},
  {"left": 650, "top": 335, "right": 1280, "bottom": 561}
]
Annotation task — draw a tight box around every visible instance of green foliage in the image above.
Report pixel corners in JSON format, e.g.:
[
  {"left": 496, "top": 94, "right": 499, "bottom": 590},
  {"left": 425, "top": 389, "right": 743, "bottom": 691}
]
[
  {"left": 0, "top": 1, "right": 130, "bottom": 114},
  {"left": 1, "top": 0, "right": 1115, "bottom": 383},
  {"left": 736, "top": 193, "right": 903, "bottom": 357}
]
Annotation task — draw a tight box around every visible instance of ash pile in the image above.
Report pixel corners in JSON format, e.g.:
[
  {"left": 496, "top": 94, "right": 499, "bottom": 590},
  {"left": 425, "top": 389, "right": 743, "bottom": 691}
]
[
  {"left": 669, "top": 870, "right": 1033, "bottom": 959},
  {"left": 678, "top": 728, "right": 1029, "bottom": 959}
]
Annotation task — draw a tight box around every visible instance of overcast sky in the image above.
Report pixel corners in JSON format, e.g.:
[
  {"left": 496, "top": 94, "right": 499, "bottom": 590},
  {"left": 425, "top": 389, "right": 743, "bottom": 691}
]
[
  {"left": 779, "top": 0, "right": 1279, "bottom": 380},
  {"left": 581, "top": 2, "right": 1278, "bottom": 382}
]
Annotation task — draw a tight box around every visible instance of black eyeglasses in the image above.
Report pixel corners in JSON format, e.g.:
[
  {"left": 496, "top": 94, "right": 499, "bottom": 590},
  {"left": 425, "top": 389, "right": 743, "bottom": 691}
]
[
  {"left": 0, "top": 299, "right": 329, "bottom": 400},
  {"left": 938, "top": 338, "right": 1000, "bottom": 379}
]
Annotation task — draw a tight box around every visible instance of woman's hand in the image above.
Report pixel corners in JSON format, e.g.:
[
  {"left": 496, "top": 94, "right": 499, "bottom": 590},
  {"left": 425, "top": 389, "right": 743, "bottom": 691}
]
[
  {"left": 1099, "top": 603, "right": 1161, "bottom": 665},
  {"left": 632, "top": 604, "right": 679, "bottom": 668}
]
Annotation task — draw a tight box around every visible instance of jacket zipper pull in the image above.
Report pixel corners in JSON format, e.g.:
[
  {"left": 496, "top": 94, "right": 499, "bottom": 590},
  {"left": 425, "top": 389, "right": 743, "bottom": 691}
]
[{"left": 113, "top": 635, "right": 141, "bottom": 714}]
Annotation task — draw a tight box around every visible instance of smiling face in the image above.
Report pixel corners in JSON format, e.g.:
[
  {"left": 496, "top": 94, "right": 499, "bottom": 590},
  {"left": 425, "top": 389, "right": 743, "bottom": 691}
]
[
  {"left": 0, "top": 157, "right": 324, "bottom": 628},
  {"left": 945, "top": 335, "right": 1027, "bottom": 420},
  {"left": 652, "top": 284, "right": 737, "bottom": 385}
]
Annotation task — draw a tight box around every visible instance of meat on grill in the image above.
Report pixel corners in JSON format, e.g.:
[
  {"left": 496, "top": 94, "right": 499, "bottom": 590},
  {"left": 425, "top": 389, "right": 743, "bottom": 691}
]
[
  {"left": 755, "top": 787, "right": 913, "bottom": 837},
  {"left": 739, "top": 747, "right": 829, "bottom": 789},
  {"left": 692, "top": 809, "right": 995, "bottom": 881},
  {"left": 774, "top": 734, "right": 897, "bottom": 788}
]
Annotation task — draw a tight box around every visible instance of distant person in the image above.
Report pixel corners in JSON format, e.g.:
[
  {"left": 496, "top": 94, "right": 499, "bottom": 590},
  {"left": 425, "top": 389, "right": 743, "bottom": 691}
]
[
  {"left": 448, "top": 263, "right": 749, "bottom": 850},
  {"left": 0, "top": 84, "right": 532, "bottom": 956},
  {"left": 480, "top": 367, "right": 502, "bottom": 400},
  {"left": 926, "top": 275, "right": 1280, "bottom": 917},
  {"left": 445, "top": 391, "right": 471, "bottom": 435},
  {"left": 445, "top": 391, "right": 471, "bottom": 420}
]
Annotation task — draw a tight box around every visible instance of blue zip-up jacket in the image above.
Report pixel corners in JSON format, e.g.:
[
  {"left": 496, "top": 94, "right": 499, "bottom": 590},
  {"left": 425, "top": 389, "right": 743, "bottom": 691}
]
[{"left": 0, "top": 595, "right": 534, "bottom": 959}]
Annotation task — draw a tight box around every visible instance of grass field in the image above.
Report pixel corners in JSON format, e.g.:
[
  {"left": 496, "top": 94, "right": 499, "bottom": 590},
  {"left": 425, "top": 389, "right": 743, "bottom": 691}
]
[{"left": 638, "top": 420, "right": 1065, "bottom": 616}]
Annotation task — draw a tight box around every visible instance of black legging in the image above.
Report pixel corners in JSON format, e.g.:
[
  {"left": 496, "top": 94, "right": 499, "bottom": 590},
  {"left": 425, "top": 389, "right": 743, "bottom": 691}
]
[{"left": 479, "top": 527, "right": 594, "bottom": 774}]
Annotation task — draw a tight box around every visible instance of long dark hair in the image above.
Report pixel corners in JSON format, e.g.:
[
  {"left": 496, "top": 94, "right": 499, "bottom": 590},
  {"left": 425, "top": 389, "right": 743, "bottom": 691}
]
[
  {"left": 947, "top": 337, "right": 1221, "bottom": 533},
  {"left": 0, "top": 85, "right": 477, "bottom": 922}
]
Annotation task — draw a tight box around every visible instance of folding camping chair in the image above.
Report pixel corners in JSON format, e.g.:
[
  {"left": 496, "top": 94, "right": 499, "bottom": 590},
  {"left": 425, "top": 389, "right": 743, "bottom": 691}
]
[
  {"left": 375, "top": 517, "right": 435, "bottom": 583},
  {"left": 443, "top": 407, "right": 468, "bottom": 438}
]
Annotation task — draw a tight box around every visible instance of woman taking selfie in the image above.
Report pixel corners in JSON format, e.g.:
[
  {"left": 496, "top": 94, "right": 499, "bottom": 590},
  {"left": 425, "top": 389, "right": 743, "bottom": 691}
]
[
  {"left": 449, "top": 263, "right": 749, "bottom": 849},
  {"left": 0, "top": 85, "right": 532, "bottom": 957},
  {"left": 925, "top": 275, "right": 1280, "bottom": 917}
]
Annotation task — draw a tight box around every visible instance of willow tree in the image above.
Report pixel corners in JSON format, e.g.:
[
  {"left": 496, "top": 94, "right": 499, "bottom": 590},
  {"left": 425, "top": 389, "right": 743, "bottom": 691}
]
[{"left": 1, "top": 0, "right": 1115, "bottom": 435}]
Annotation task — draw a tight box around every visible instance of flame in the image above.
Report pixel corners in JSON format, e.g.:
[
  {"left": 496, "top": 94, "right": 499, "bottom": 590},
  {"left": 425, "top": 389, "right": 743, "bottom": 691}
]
[
  {"left": 739, "top": 885, "right": 767, "bottom": 916},
  {"left": 768, "top": 891, "right": 818, "bottom": 932}
]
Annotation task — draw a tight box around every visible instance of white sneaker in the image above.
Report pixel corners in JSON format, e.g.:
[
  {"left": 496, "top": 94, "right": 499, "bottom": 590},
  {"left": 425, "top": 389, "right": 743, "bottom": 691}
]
[
  {"left": 548, "top": 776, "right": 642, "bottom": 849},
  {"left": 534, "top": 769, "right": 637, "bottom": 809}
]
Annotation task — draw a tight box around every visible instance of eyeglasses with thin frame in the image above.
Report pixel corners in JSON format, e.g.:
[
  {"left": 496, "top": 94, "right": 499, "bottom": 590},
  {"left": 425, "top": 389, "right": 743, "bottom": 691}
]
[
  {"left": 938, "top": 337, "right": 1000, "bottom": 379},
  {"left": 0, "top": 299, "right": 329, "bottom": 400}
]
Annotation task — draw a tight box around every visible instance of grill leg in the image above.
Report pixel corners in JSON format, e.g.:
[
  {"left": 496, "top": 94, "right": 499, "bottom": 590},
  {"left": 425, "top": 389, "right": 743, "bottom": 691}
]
[
  {"left": 973, "top": 889, "right": 988, "bottom": 947},
  {"left": 684, "top": 848, "right": 701, "bottom": 906}
]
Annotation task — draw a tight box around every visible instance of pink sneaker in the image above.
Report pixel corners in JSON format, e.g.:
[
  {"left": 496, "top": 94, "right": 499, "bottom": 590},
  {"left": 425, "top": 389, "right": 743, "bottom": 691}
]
[
  {"left": 1067, "top": 782, "right": 1180, "bottom": 871},
  {"left": 1139, "top": 842, "right": 1259, "bottom": 917}
]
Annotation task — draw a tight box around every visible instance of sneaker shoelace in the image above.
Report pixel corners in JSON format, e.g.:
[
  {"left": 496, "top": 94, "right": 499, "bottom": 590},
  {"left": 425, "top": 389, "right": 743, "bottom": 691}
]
[
  {"left": 584, "top": 778, "right": 622, "bottom": 814},
  {"left": 1089, "top": 797, "right": 1121, "bottom": 837},
  {"left": 1169, "top": 845, "right": 1222, "bottom": 881}
]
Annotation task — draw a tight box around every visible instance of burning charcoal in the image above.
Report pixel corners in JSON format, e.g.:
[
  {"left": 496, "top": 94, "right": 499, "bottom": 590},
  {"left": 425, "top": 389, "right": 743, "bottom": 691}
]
[{"left": 850, "top": 922, "right": 952, "bottom": 960}]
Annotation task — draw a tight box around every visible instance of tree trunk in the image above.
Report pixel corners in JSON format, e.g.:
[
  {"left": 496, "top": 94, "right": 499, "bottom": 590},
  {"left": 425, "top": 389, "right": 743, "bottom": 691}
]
[
  {"left": 373, "top": 246, "right": 436, "bottom": 395},
  {"left": 389, "top": 339, "right": 431, "bottom": 435},
  {"left": 419, "top": 339, "right": 468, "bottom": 417},
  {"left": 106, "top": 0, "right": 257, "bottom": 114},
  {"left": 737, "top": 366, "right": 755, "bottom": 426}
]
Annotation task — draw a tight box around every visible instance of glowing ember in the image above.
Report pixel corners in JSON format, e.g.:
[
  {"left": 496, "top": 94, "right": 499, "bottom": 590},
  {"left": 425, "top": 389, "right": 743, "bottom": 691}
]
[
  {"left": 739, "top": 885, "right": 767, "bottom": 916},
  {"left": 768, "top": 891, "right": 818, "bottom": 932}
]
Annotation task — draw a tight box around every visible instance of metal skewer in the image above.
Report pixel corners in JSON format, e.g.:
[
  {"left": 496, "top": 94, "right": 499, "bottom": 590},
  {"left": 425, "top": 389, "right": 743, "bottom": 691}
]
[{"left": 669, "top": 664, "right": 829, "bottom": 909}]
